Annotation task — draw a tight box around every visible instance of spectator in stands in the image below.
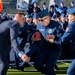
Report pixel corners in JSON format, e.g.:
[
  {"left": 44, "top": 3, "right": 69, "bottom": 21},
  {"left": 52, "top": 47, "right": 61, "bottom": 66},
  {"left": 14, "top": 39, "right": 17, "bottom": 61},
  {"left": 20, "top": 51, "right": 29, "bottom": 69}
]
[
  {"left": 33, "top": 1, "right": 41, "bottom": 13},
  {"left": 59, "top": 2, "right": 67, "bottom": 15},
  {"left": 31, "top": 7, "right": 38, "bottom": 18},
  {"left": 33, "top": 14, "right": 39, "bottom": 25},
  {"left": 19, "top": 14, "right": 34, "bottom": 48},
  {"left": 41, "top": 2, "right": 48, "bottom": 11},
  {"left": 32, "top": 14, "right": 39, "bottom": 34},
  {"left": 27, "top": 0, "right": 34, "bottom": 14},
  {"left": 51, "top": 0, "right": 58, "bottom": 8},
  {"left": 25, "top": 14, "right": 33, "bottom": 25},
  {"left": 50, "top": 0, "right": 60, "bottom": 17},
  {"left": 52, "top": 14, "right": 60, "bottom": 22},
  {"left": 60, "top": 13, "right": 68, "bottom": 31},
  {"left": 49, "top": 6, "right": 54, "bottom": 18},
  {"left": 65, "top": 15, "right": 69, "bottom": 22},
  {"left": 70, "top": 1, "right": 75, "bottom": 8}
]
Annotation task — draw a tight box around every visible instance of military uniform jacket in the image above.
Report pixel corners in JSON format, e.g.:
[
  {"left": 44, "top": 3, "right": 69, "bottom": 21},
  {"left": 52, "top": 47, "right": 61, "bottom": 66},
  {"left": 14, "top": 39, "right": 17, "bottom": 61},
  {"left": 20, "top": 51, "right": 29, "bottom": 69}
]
[
  {"left": 55, "top": 21, "right": 75, "bottom": 45},
  {"left": 37, "top": 20, "right": 64, "bottom": 51},
  {"left": 0, "top": 20, "right": 21, "bottom": 55}
]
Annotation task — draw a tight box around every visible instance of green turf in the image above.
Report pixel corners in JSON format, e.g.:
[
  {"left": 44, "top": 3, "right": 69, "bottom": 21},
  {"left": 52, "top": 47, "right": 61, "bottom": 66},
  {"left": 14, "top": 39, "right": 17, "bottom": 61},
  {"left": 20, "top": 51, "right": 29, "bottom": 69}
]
[{"left": 7, "top": 62, "right": 70, "bottom": 75}]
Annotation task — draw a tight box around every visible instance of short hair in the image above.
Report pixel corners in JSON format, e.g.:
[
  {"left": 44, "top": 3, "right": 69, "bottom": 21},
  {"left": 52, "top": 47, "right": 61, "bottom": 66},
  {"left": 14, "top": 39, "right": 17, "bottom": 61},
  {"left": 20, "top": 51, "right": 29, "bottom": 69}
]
[
  {"left": 61, "top": 2, "right": 64, "bottom": 4},
  {"left": 16, "top": 12, "right": 25, "bottom": 16}
]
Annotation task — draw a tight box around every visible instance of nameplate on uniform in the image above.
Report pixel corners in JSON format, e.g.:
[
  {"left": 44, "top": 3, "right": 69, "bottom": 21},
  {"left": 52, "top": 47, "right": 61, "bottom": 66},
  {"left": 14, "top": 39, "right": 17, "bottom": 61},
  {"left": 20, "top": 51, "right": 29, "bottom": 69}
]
[{"left": 39, "top": 29, "right": 45, "bottom": 31}]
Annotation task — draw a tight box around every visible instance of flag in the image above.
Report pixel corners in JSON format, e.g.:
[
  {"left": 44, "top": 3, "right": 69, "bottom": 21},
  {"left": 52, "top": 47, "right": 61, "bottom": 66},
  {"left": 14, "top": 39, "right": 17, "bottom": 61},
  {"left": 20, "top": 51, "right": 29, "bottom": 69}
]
[{"left": 0, "top": 0, "right": 3, "bottom": 13}]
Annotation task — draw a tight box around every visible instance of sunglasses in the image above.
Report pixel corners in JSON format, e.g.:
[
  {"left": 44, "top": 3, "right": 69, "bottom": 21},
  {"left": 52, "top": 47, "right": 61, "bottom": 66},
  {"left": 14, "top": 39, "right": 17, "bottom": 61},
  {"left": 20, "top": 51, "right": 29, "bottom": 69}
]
[{"left": 39, "top": 16, "right": 49, "bottom": 22}]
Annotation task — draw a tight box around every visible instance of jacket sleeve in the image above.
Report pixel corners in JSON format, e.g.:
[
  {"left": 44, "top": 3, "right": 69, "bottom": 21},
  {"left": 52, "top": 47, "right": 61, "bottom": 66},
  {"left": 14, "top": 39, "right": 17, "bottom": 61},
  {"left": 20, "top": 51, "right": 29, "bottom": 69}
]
[
  {"left": 54, "top": 25, "right": 74, "bottom": 45},
  {"left": 9, "top": 25, "right": 22, "bottom": 54}
]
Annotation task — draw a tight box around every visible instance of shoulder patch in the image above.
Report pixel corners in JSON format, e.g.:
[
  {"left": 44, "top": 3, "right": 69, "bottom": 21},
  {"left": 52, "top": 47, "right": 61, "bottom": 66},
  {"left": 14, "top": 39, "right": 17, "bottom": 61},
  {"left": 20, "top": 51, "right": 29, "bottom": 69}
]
[{"left": 48, "top": 29, "right": 52, "bottom": 34}]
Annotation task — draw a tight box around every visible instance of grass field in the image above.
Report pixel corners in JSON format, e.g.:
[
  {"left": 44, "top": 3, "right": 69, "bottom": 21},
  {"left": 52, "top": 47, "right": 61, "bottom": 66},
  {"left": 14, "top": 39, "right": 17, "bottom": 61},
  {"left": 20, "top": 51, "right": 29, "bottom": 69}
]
[{"left": 7, "top": 62, "right": 70, "bottom": 75}]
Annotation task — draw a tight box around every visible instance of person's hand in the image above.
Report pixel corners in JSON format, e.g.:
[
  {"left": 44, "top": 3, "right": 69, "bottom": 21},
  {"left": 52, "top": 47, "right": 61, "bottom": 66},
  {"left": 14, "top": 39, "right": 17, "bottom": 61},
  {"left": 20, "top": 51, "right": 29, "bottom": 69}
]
[
  {"left": 27, "top": 30, "right": 30, "bottom": 33},
  {"left": 21, "top": 54, "right": 30, "bottom": 63},
  {"left": 46, "top": 35, "right": 55, "bottom": 40},
  {"left": 46, "top": 35, "right": 55, "bottom": 43},
  {"left": 48, "top": 39, "right": 54, "bottom": 43}
]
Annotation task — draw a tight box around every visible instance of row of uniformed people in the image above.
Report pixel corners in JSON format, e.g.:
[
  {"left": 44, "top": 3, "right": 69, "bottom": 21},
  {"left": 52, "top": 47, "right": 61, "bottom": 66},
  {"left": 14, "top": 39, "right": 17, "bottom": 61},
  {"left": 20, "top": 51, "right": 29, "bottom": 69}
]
[
  {"left": 27, "top": 0, "right": 75, "bottom": 20},
  {"left": 48, "top": 0, "right": 75, "bottom": 18}
]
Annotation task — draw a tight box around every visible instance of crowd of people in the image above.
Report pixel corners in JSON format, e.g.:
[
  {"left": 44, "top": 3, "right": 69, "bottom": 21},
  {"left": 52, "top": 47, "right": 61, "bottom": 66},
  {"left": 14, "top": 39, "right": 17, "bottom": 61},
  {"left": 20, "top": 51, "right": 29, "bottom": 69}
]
[{"left": 0, "top": 0, "right": 75, "bottom": 75}]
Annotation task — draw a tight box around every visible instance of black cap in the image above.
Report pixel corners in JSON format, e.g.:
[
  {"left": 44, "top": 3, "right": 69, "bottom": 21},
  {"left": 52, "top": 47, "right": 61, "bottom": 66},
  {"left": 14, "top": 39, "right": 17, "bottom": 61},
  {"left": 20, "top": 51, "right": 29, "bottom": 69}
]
[
  {"left": 71, "top": 1, "right": 74, "bottom": 4},
  {"left": 54, "top": 0, "right": 56, "bottom": 2},
  {"left": 34, "top": 1, "right": 38, "bottom": 4},
  {"left": 43, "top": 2, "right": 46, "bottom": 4},
  {"left": 61, "top": 13, "right": 66, "bottom": 17},
  {"left": 25, "top": 14, "right": 32, "bottom": 18}
]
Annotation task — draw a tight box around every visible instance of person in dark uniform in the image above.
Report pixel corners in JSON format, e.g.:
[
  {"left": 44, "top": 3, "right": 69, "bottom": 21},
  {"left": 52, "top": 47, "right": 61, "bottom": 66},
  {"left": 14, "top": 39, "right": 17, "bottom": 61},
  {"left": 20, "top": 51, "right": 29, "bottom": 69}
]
[
  {"left": 70, "top": 1, "right": 75, "bottom": 8},
  {"left": 60, "top": 13, "right": 68, "bottom": 31},
  {"left": 59, "top": 2, "right": 67, "bottom": 15},
  {"left": 41, "top": 2, "right": 48, "bottom": 11},
  {"left": 50, "top": 0, "right": 59, "bottom": 16},
  {"left": 27, "top": 0, "right": 34, "bottom": 14},
  {"left": 26, "top": 10, "right": 63, "bottom": 75},
  {"left": 52, "top": 14, "right": 60, "bottom": 22},
  {"left": 49, "top": 5, "right": 54, "bottom": 18},
  {"left": 51, "top": 0, "right": 58, "bottom": 8},
  {"left": 46, "top": 7, "right": 75, "bottom": 75},
  {"left": 0, "top": 12, "right": 30, "bottom": 75},
  {"left": 31, "top": 7, "right": 38, "bottom": 17},
  {"left": 33, "top": 1, "right": 41, "bottom": 13}
]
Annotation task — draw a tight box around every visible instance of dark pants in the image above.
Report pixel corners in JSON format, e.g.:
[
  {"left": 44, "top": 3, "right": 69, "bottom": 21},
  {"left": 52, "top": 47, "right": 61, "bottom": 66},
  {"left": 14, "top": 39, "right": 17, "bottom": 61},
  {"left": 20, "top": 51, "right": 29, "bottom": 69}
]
[
  {"left": 34, "top": 49, "right": 61, "bottom": 75},
  {"left": 15, "top": 53, "right": 20, "bottom": 68},
  {"left": 26, "top": 42, "right": 40, "bottom": 57},
  {"left": 0, "top": 43, "right": 9, "bottom": 75},
  {"left": 67, "top": 59, "right": 75, "bottom": 75},
  {"left": 27, "top": 41, "right": 61, "bottom": 75}
]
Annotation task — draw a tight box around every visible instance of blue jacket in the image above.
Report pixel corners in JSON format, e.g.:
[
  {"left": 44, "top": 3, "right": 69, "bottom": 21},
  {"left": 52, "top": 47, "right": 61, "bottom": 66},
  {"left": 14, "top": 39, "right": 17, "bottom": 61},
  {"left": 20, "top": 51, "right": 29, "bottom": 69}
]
[
  {"left": 55, "top": 21, "right": 75, "bottom": 45},
  {"left": 37, "top": 20, "right": 64, "bottom": 50}
]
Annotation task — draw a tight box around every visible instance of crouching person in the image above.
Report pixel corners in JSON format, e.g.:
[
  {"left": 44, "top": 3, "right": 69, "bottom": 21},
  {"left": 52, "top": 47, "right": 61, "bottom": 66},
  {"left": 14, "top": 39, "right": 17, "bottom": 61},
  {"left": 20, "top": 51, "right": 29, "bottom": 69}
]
[{"left": 26, "top": 10, "right": 64, "bottom": 75}]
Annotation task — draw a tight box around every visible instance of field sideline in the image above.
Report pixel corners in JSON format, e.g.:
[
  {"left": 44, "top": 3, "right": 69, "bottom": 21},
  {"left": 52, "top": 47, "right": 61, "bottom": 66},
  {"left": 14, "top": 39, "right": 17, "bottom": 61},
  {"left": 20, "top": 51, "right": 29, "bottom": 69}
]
[{"left": 7, "top": 62, "right": 70, "bottom": 75}]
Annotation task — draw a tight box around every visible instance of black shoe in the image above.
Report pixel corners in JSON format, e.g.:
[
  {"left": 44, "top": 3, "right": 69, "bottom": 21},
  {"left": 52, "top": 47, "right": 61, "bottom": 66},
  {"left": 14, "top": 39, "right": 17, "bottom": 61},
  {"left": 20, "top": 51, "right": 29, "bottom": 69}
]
[
  {"left": 19, "top": 62, "right": 30, "bottom": 67},
  {"left": 54, "top": 65, "right": 59, "bottom": 70},
  {"left": 16, "top": 66, "right": 24, "bottom": 72}
]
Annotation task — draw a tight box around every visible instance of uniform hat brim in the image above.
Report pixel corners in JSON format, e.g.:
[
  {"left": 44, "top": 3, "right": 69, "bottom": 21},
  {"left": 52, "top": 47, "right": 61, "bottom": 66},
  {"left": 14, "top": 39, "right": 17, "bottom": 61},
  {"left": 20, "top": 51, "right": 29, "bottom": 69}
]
[{"left": 38, "top": 10, "right": 49, "bottom": 18}]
